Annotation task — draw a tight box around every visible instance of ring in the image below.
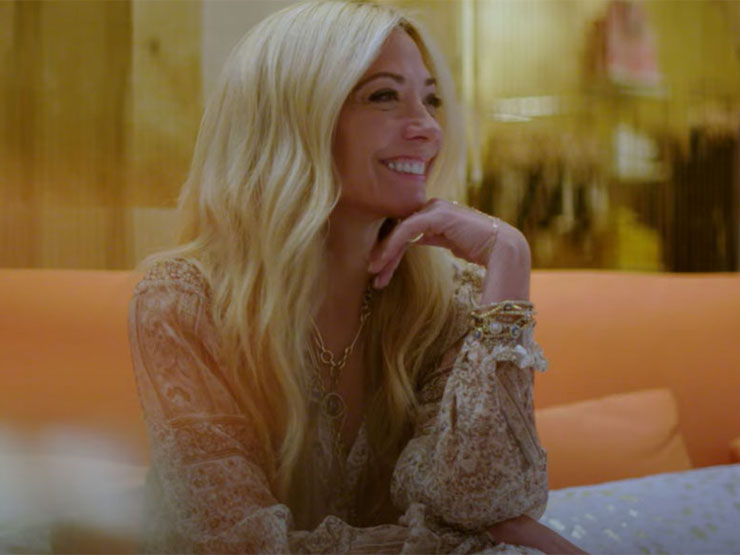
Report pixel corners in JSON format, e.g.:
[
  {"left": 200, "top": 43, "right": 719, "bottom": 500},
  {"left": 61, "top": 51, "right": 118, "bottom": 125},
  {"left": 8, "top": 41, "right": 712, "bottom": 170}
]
[{"left": 408, "top": 232, "right": 424, "bottom": 244}]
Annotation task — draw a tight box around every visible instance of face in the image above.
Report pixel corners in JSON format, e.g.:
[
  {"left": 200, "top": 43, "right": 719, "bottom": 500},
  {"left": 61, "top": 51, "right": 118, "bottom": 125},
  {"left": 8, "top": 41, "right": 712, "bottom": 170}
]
[{"left": 333, "top": 28, "right": 443, "bottom": 219}]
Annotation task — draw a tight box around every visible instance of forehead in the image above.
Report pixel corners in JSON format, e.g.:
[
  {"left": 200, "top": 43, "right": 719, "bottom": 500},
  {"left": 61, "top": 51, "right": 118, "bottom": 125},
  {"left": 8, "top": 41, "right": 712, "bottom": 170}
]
[{"left": 361, "top": 27, "right": 432, "bottom": 79}]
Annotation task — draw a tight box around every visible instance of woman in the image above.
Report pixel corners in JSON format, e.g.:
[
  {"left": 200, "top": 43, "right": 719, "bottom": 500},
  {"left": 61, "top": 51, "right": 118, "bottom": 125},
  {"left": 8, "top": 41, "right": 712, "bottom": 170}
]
[{"left": 128, "top": 1, "right": 585, "bottom": 553}]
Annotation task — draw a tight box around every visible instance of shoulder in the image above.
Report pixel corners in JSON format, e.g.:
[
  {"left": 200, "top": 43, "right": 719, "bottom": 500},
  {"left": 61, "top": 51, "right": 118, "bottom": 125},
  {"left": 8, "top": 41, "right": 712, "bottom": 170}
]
[
  {"left": 133, "top": 257, "right": 211, "bottom": 302},
  {"left": 129, "top": 257, "right": 214, "bottom": 340}
]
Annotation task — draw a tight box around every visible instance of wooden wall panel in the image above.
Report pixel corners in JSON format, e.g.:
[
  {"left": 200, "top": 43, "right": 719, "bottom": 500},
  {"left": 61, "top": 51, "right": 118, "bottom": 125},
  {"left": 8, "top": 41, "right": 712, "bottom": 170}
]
[
  {"left": 0, "top": 1, "right": 132, "bottom": 269},
  {"left": 1, "top": 1, "right": 39, "bottom": 267},
  {"left": 1, "top": 0, "right": 738, "bottom": 270},
  {"left": 0, "top": 0, "right": 201, "bottom": 269},
  {"left": 128, "top": 0, "right": 201, "bottom": 208}
]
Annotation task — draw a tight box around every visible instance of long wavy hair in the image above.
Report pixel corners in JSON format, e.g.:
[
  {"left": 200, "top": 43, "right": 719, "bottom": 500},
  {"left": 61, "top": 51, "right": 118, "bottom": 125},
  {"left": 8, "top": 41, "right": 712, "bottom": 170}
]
[{"left": 149, "top": 0, "right": 466, "bottom": 508}]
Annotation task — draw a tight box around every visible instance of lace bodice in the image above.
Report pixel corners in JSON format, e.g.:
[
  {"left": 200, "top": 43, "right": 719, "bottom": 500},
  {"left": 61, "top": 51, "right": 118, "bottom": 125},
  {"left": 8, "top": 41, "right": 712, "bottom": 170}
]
[{"left": 128, "top": 257, "right": 549, "bottom": 553}]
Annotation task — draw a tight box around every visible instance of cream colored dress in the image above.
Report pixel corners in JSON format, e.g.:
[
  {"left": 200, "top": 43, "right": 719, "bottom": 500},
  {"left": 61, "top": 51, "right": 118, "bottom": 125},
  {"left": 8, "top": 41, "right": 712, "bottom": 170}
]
[{"left": 128, "top": 258, "right": 549, "bottom": 554}]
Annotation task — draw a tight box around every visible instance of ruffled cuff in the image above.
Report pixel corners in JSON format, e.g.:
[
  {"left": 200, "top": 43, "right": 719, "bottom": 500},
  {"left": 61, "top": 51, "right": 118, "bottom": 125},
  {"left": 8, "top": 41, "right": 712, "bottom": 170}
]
[
  {"left": 398, "top": 503, "right": 495, "bottom": 554},
  {"left": 474, "top": 327, "right": 548, "bottom": 373},
  {"left": 465, "top": 299, "right": 548, "bottom": 373},
  {"left": 399, "top": 503, "right": 546, "bottom": 554}
]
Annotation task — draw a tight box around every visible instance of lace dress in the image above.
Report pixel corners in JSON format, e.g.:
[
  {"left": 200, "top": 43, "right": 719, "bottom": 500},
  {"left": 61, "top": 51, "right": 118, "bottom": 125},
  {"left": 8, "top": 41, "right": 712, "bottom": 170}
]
[{"left": 128, "top": 258, "right": 549, "bottom": 554}]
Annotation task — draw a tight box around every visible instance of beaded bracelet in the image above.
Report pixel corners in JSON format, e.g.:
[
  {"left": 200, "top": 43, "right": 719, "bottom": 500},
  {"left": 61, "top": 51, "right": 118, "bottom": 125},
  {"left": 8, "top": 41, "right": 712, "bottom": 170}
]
[{"left": 469, "top": 300, "right": 536, "bottom": 341}]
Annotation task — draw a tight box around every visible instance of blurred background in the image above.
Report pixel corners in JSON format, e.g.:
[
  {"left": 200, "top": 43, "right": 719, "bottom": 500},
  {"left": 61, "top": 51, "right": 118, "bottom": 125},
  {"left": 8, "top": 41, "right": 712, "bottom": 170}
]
[{"left": 1, "top": 0, "right": 739, "bottom": 272}]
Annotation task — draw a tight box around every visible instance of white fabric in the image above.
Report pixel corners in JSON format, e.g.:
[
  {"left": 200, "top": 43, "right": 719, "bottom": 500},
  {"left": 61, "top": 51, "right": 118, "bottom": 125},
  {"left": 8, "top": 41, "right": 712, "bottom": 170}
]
[{"left": 543, "top": 463, "right": 740, "bottom": 554}]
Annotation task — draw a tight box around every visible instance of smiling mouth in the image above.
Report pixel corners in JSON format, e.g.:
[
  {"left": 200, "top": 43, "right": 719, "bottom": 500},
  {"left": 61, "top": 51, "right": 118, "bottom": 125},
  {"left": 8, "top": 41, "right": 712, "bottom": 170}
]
[{"left": 382, "top": 159, "right": 427, "bottom": 176}]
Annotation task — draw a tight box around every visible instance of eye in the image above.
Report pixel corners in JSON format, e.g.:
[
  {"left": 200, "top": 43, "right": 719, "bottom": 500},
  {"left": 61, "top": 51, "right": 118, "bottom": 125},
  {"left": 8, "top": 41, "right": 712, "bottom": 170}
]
[
  {"left": 368, "top": 89, "right": 399, "bottom": 103},
  {"left": 425, "top": 93, "right": 442, "bottom": 109}
]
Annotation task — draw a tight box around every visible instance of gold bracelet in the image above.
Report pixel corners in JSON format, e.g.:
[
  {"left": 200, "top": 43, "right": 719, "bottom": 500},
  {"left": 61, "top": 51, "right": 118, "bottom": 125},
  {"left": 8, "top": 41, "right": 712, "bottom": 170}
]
[{"left": 469, "top": 300, "right": 536, "bottom": 341}]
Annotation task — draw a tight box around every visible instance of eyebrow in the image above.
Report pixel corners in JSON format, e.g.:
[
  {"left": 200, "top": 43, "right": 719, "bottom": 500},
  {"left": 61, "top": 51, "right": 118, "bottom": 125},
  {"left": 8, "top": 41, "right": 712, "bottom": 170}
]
[{"left": 353, "top": 71, "right": 436, "bottom": 91}]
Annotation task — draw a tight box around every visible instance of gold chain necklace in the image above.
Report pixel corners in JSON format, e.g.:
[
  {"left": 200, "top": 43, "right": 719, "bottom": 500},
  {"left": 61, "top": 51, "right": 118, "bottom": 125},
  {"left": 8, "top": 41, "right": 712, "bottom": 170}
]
[{"left": 311, "top": 287, "right": 372, "bottom": 464}]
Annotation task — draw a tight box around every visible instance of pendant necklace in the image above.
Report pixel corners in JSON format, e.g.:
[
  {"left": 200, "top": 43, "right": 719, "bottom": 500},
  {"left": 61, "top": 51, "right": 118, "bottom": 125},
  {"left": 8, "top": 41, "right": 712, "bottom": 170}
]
[{"left": 311, "top": 287, "right": 372, "bottom": 466}]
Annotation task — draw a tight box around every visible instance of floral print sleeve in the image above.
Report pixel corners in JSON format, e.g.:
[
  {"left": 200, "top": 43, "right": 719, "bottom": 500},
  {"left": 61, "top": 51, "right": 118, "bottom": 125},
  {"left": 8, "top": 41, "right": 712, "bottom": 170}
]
[
  {"left": 391, "top": 259, "right": 549, "bottom": 532},
  {"left": 129, "top": 259, "right": 298, "bottom": 553}
]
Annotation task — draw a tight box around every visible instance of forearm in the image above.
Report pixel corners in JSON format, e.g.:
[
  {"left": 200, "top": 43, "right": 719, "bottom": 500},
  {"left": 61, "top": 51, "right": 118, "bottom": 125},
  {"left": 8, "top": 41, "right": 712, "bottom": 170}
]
[
  {"left": 487, "top": 515, "right": 588, "bottom": 555},
  {"left": 480, "top": 228, "right": 531, "bottom": 304}
]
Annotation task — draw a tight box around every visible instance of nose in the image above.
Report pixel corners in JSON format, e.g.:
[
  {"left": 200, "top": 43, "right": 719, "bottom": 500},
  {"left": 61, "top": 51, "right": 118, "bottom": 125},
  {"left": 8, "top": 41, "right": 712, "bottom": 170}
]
[{"left": 402, "top": 98, "right": 441, "bottom": 143}]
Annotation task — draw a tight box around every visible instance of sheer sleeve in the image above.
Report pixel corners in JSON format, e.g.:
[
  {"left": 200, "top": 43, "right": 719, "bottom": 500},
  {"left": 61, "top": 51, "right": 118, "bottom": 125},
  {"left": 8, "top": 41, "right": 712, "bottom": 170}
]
[
  {"left": 128, "top": 259, "right": 498, "bottom": 554},
  {"left": 391, "top": 260, "right": 549, "bottom": 533}
]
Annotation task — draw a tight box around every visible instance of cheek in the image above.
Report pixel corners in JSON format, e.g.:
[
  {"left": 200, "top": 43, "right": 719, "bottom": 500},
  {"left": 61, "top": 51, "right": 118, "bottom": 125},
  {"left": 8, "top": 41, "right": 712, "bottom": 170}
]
[
  {"left": 336, "top": 149, "right": 373, "bottom": 196},
  {"left": 335, "top": 120, "right": 369, "bottom": 177},
  {"left": 336, "top": 131, "right": 385, "bottom": 187}
]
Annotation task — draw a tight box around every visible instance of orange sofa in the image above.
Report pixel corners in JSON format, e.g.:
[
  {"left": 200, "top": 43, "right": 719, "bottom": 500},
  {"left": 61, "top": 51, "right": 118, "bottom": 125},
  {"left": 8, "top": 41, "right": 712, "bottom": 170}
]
[
  {"left": 2, "top": 267, "right": 739, "bottom": 487},
  {"left": 532, "top": 271, "right": 740, "bottom": 488},
  {"left": 2, "top": 267, "right": 740, "bottom": 553}
]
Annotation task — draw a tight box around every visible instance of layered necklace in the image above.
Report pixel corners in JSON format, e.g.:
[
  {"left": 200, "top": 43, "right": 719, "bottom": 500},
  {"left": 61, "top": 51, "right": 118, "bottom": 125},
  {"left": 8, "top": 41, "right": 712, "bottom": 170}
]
[{"left": 310, "top": 287, "right": 373, "bottom": 465}]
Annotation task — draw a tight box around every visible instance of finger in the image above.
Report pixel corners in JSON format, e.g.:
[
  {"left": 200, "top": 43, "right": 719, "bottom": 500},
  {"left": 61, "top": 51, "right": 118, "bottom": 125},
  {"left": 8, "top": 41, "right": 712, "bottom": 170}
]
[
  {"left": 414, "top": 233, "right": 446, "bottom": 248},
  {"left": 372, "top": 231, "right": 442, "bottom": 289},
  {"left": 373, "top": 246, "right": 406, "bottom": 289},
  {"left": 368, "top": 212, "right": 439, "bottom": 273},
  {"left": 375, "top": 244, "right": 407, "bottom": 288}
]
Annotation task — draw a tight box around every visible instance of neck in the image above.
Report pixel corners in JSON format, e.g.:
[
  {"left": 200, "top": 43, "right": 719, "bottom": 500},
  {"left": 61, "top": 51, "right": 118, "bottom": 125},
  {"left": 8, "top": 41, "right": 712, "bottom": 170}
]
[{"left": 315, "top": 203, "right": 385, "bottom": 354}]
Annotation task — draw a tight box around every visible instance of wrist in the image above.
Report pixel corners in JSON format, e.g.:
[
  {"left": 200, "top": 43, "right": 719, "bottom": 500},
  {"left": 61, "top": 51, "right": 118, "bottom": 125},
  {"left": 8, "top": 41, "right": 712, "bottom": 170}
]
[
  {"left": 486, "top": 515, "right": 531, "bottom": 546},
  {"left": 473, "top": 216, "right": 501, "bottom": 266},
  {"left": 481, "top": 235, "right": 531, "bottom": 304},
  {"left": 487, "top": 516, "right": 589, "bottom": 555}
]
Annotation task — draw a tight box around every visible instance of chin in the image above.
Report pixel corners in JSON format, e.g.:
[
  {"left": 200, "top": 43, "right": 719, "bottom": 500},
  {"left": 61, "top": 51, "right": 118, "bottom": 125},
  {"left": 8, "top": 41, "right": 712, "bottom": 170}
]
[
  {"left": 339, "top": 189, "right": 426, "bottom": 220},
  {"left": 394, "top": 192, "right": 427, "bottom": 218}
]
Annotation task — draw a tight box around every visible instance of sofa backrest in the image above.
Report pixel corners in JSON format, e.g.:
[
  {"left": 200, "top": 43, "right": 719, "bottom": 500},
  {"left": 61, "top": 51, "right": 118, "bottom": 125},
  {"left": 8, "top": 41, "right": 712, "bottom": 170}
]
[
  {"left": 531, "top": 270, "right": 740, "bottom": 469},
  {"left": 2, "top": 268, "right": 739, "bottom": 473},
  {"left": 1, "top": 269, "right": 147, "bottom": 464}
]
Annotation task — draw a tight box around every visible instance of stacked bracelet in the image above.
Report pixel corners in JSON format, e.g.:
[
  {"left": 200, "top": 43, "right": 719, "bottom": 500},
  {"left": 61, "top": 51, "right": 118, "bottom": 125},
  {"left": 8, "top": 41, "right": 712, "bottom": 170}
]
[{"left": 469, "top": 300, "right": 536, "bottom": 341}]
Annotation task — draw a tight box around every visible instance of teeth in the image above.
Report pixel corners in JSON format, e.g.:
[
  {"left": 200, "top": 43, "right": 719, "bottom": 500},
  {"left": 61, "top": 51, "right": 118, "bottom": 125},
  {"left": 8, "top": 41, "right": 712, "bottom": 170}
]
[{"left": 386, "top": 160, "right": 425, "bottom": 175}]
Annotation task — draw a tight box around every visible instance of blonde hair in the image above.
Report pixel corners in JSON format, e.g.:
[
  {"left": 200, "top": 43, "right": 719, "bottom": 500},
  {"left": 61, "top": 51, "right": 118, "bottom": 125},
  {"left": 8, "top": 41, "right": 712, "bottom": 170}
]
[{"left": 150, "top": 0, "right": 466, "bottom": 509}]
